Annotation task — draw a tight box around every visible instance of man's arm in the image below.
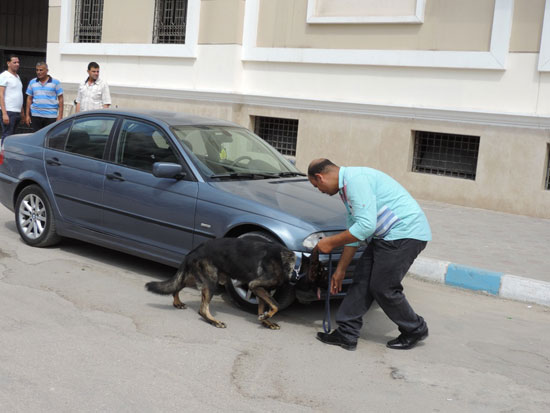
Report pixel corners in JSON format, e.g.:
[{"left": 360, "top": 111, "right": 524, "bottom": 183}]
[
  {"left": 317, "top": 229, "right": 359, "bottom": 254},
  {"left": 102, "top": 82, "right": 111, "bottom": 109},
  {"left": 75, "top": 102, "right": 81, "bottom": 113},
  {"left": 0, "top": 86, "right": 8, "bottom": 125},
  {"left": 330, "top": 245, "right": 358, "bottom": 294},
  {"left": 57, "top": 94, "right": 64, "bottom": 120},
  {"left": 25, "top": 95, "right": 33, "bottom": 126}
]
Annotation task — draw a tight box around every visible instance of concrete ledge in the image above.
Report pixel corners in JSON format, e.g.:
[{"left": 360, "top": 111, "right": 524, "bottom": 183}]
[
  {"left": 409, "top": 258, "right": 550, "bottom": 307},
  {"left": 500, "top": 275, "right": 550, "bottom": 307}
]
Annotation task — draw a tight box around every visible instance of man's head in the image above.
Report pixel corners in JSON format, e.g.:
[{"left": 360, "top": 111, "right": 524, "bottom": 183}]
[
  {"left": 87, "top": 62, "right": 100, "bottom": 81},
  {"left": 35, "top": 62, "right": 48, "bottom": 81},
  {"left": 307, "top": 158, "right": 340, "bottom": 195},
  {"left": 6, "top": 55, "right": 20, "bottom": 74}
]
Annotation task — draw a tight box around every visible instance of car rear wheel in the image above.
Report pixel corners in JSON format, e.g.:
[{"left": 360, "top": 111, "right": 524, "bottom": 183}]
[
  {"left": 225, "top": 231, "right": 296, "bottom": 313},
  {"left": 15, "top": 185, "right": 61, "bottom": 247}
]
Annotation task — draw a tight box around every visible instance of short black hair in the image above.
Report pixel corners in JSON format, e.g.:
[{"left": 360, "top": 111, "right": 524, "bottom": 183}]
[
  {"left": 87, "top": 61, "right": 100, "bottom": 70},
  {"left": 7, "top": 54, "right": 19, "bottom": 63},
  {"left": 307, "top": 159, "right": 336, "bottom": 177}
]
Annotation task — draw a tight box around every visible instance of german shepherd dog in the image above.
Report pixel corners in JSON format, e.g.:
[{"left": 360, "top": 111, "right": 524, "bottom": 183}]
[{"left": 146, "top": 238, "right": 299, "bottom": 329}]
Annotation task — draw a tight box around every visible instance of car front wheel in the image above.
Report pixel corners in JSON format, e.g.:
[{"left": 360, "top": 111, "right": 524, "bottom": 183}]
[
  {"left": 225, "top": 231, "right": 296, "bottom": 313},
  {"left": 15, "top": 185, "right": 61, "bottom": 247}
]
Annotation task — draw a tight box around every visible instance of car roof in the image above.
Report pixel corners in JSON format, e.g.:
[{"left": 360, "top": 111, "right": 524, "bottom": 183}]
[{"left": 74, "top": 109, "right": 240, "bottom": 128}]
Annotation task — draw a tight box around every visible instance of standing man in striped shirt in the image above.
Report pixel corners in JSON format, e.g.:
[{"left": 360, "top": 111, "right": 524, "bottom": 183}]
[
  {"left": 25, "top": 62, "right": 64, "bottom": 132},
  {"left": 308, "top": 158, "right": 431, "bottom": 351}
]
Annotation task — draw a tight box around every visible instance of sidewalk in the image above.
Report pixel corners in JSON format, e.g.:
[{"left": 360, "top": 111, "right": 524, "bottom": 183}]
[{"left": 410, "top": 200, "right": 550, "bottom": 307}]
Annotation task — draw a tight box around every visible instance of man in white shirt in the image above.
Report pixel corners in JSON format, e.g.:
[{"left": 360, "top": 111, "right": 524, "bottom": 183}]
[
  {"left": 0, "top": 55, "right": 24, "bottom": 143},
  {"left": 75, "top": 62, "right": 111, "bottom": 113}
]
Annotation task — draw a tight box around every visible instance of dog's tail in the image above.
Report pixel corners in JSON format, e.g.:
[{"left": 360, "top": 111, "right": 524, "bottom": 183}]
[{"left": 145, "top": 264, "right": 187, "bottom": 295}]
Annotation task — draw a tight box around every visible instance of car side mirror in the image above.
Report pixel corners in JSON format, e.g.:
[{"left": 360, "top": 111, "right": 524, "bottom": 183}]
[{"left": 152, "top": 162, "right": 186, "bottom": 179}]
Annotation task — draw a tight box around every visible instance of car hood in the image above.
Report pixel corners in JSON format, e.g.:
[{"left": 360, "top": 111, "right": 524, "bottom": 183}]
[{"left": 207, "top": 178, "right": 347, "bottom": 230}]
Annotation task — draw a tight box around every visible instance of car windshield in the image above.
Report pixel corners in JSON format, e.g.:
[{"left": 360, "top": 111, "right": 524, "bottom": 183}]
[{"left": 171, "top": 125, "right": 305, "bottom": 180}]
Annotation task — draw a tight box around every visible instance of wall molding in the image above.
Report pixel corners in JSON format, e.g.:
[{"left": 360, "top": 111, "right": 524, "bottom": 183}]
[
  {"left": 306, "top": 0, "right": 425, "bottom": 24},
  {"left": 61, "top": 82, "right": 550, "bottom": 130},
  {"left": 58, "top": 0, "right": 200, "bottom": 58},
  {"left": 243, "top": 0, "right": 514, "bottom": 70}
]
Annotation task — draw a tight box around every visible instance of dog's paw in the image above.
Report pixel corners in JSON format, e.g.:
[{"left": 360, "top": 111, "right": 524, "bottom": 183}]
[
  {"left": 262, "top": 320, "right": 280, "bottom": 330},
  {"left": 173, "top": 303, "right": 187, "bottom": 309},
  {"left": 258, "top": 312, "right": 269, "bottom": 321},
  {"left": 213, "top": 321, "right": 227, "bottom": 328}
]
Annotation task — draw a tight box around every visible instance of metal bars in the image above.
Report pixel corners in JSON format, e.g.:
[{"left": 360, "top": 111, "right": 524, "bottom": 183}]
[
  {"left": 153, "top": 0, "right": 188, "bottom": 44},
  {"left": 412, "top": 130, "right": 480, "bottom": 180},
  {"left": 74, "top": 0, "right": 104, "bottom": 43},
  {"left": 254, "top": 116, "right": 299, "bottom": 156}
]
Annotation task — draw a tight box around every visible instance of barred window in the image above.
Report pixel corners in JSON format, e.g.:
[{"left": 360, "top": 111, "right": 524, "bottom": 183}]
[
  {"left": 74, "top": 0, "right": 104, "bottom": 43},
  {"left": 254, "top": 116, "right": 298, "bottom": 156},
  {"left": 545, "top": 145, "right": 550, "bottom": 190},
  {"left": 153, "top": 0, "right": 188, "bottom": 44},
  {"left": 412, "top": 131, "right": 480, "bottom": 180}
]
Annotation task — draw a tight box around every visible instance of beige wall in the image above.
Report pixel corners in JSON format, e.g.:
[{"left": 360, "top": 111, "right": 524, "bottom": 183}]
[
  {"left": 312, "top": 0, "right": 417, "bottom": 18},
  {"left": 510, "top": 0, "right": 545, "bottom": 53},
  {"left": 48, "top": 5, "right": 61, "bottom": 43},
  {"left": 257, "top": 0, "right": 494, "bottom": 51},
  {"left": 199, "top": 0, "right": 245, "bottom": 44},
  {"left": 101, "top": 0, "right": 155, "bottom": 44}
]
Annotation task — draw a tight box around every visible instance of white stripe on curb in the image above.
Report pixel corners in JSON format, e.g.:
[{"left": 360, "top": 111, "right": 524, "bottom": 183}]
[
  {"left": 409, "top": 257, "right": 449, "bottom": 284},
  {"left": 500, "top": 274, "right": 550, "bottom": 307}
]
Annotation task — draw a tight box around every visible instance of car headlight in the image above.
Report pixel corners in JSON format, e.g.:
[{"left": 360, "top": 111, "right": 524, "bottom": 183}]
[{"left": 302, "top": 231, "right": 342, "bottom": 250}]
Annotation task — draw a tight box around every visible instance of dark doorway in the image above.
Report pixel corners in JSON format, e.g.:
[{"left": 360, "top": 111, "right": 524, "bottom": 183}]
[{"left": 1, "top": 0, "right": 49, "bottom": 134}]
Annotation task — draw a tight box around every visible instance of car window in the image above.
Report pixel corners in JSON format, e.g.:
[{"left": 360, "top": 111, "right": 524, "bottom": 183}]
[
  {"left": 171, "top": 125, "right": 301, "bottom": 178},
  {"left": 65, "top": 117, "right": 116, "bottom": 159},
  {"left": 47, "top": 121, "right": 72, "bottom": 150},
  {"left": 115, "top": 119, "right": 179, "bottom": 173}
]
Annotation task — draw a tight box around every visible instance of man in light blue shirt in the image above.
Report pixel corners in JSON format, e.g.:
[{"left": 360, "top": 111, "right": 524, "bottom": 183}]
[
  {"left": 25, "top": 62, "right": 64, "bottom": 132},
  {"left": 308, "top": 158, "right": 431, "bottom": 351}
]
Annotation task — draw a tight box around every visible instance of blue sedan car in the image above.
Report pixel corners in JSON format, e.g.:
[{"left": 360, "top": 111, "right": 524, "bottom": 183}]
[{"left": 0, "top": 110, "right": 355, "bottom": 310}]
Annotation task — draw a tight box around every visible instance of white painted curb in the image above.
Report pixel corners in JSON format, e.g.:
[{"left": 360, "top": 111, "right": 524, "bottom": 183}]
[{"left": 500, "top": 274, "right": 550, "bottom": 307}]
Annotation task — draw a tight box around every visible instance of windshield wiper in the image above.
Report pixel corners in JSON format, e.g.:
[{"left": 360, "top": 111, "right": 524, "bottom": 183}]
[
  {"left": 276, "top": 172, "right": 307, "bottom": 177},
  {"left": 209, "top": 172, "right": 277, "bottom": 180}
]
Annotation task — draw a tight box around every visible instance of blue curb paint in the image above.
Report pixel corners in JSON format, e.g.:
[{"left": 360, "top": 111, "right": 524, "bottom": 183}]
[{"left": 445, "top": 264, "right": 502, "bottom": 295}]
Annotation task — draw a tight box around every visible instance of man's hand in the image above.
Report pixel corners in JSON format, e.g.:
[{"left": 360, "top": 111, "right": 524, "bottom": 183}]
[
  {"left": 317, "top": 237, "right": 335, "bottom": 254},
  {"left": 330, "top": 268, "right": 346, "bottom": 295},
  {"left": 2, "top": 113, "right": 9, "bottom": 125}
]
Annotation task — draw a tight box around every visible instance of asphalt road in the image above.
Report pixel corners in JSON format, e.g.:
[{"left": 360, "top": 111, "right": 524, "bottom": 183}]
[{"left": 0, "top": 206, "right": 549, "bottom": 412}]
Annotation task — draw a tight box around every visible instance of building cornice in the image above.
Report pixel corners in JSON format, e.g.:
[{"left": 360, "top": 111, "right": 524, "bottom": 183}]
[{"left": 62, "top": 83, "right": 550, "bottom": 130}]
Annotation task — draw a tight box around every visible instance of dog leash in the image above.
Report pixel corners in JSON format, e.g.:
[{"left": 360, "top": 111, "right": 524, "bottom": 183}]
[{"left": 322, "top": 253, "right": 333, "bottom": 333}]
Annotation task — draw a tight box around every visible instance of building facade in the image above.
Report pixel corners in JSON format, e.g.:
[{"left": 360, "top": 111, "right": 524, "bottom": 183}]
[{"left": 47, "top": 0, "right": 550, "bottom": 218}]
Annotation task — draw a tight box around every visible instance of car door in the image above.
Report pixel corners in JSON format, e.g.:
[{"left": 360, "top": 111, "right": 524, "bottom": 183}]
[
  {"left": 44, "top": 115, "right": 117, "bottom": 231},
  {"left": 101, "top": 117, "right": 198, "bottom": 262}
]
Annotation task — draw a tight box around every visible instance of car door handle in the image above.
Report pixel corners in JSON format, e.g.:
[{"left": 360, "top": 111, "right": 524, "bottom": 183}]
[
  {"left": 46, "top": 157, "right": 62, "bottom": 166},
  {"left": 105, "top": 172, "right": 126, "bottom": 182}
]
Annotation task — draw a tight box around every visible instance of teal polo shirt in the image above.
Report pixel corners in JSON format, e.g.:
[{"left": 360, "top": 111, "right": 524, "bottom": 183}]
[{"left": 338, "top": 167, "right": 432, "bottom": 246}]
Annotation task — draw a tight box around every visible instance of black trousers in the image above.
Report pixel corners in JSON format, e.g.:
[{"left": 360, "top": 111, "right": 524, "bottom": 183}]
[
  {"left": 336, "top": 238, "right": 428, "bottom": 342},
  {"left": 30, "top": 116, "right": 56, "bottom": 132}
]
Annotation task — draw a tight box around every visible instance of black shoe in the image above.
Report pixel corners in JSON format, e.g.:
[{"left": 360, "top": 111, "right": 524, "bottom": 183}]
[
  {"left": 316, "top": 329, "right": 357, "bottom": 351},
  {"left": 386, "top": 328, "right": 429, "bottom": 350}
]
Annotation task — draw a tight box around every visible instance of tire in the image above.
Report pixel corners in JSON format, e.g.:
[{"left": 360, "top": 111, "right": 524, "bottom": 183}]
[
  {"left": 15, "top": 185, "right": 61, "bottom": 247},
  {"left": 225, "top": 231, "right": 296, "bottom": 313}
]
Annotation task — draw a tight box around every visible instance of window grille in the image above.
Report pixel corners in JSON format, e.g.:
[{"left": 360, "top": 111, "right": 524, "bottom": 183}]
[
  {"left": 254, "top": 116, "right": 299, "bottom": 156},
  {"left": 74, "top": 0, "right": 104, "bottom": 43},
  {"left": 545, "top": 145, "right": 550, "bottom": 190},
  {"left": 153, "top": 0, "right": 188, "bottom": 44},
  {"left": 412, "top": 130, "right": 480, "bottom": 180}
]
